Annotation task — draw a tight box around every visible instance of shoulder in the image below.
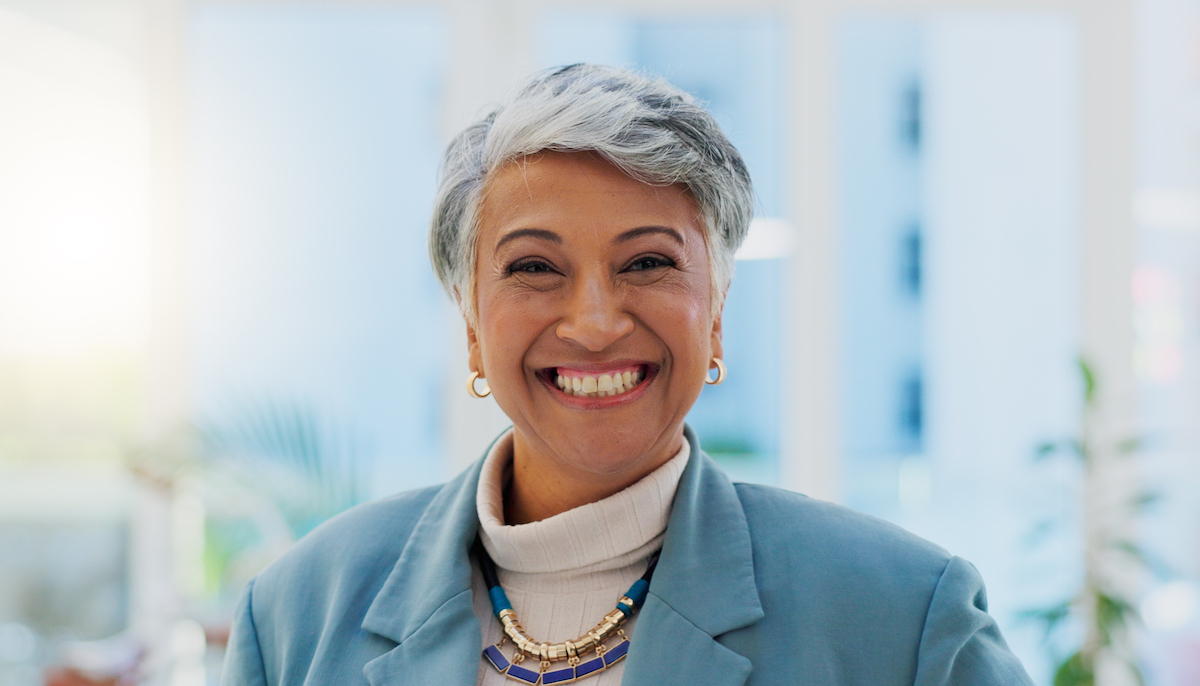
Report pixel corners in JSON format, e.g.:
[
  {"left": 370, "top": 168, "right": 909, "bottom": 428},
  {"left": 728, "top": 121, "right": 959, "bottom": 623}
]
[
  {"left": 725, "top": 483, "right": 948, "bottom": 678},
  {"left": 723, "top": 483, "right": 1036, "bottom": 684},
  {"left": 734, "top": 483, "right": 948, "bottom": 560},
  {"left": 732, "top": 482, "right": 951, "bottom": 604},
  {"left": 223, "top": 485, "right": 447, "bottom": 686}
]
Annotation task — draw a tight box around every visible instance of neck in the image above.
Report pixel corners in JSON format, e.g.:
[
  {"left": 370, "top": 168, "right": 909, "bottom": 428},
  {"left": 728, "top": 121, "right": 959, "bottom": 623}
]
[{"left": 503, "top": 427, "right": 685, "bottom": 525}]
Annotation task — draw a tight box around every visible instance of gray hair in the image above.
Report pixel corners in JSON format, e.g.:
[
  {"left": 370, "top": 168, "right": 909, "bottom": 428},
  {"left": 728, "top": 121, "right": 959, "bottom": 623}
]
[{"left": 428, "top": 63, "right": 754, "bottom": 320}]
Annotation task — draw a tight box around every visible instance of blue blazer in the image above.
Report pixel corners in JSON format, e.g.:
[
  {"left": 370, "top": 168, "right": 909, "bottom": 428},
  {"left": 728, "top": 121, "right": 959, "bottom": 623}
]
[{"left": 221, "top": 427, "right": 1034, "bottom": 685}]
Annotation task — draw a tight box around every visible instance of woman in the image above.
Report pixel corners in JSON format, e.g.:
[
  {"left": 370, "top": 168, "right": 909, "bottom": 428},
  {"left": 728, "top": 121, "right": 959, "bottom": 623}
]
[{"left": 221, "top": 64, "right": 1034, "bottom": 686}]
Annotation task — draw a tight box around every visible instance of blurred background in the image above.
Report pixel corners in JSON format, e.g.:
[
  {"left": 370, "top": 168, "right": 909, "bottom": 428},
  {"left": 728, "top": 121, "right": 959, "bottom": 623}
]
[{"left": 0, "top": 0, "right": 1196, "bottom": 684}]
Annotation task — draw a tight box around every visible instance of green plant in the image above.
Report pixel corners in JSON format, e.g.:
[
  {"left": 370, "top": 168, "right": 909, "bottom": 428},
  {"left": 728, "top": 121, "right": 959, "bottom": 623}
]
[
  {"left": 125, "top": 397, "right": 369, "bottom": 600},
  {"left": 1025, "top": 359, "right": 1160, "bottom": 686},
  {"left": 196, "top": 397, "right": 366, "bottom": 528},
  {"left": 193, "top": 397, "right": 369, "bottom": 594}
]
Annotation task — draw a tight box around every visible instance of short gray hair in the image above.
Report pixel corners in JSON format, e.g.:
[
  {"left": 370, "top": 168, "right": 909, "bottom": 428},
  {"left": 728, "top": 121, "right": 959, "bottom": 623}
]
[{"left": 428, "top": 63, "right": 754, "bottom": 319}]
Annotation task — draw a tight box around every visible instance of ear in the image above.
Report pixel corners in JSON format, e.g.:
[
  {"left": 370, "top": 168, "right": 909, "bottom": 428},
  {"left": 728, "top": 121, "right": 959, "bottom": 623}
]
[
  {"left": 709, "top": 308, "right": 724, "bottom": 367},
  {"left": 456, "top": 285, "right": 485, "bottom": 377},
  {"left": 465, "top": 314, "right": 485, "bottom": 378}
]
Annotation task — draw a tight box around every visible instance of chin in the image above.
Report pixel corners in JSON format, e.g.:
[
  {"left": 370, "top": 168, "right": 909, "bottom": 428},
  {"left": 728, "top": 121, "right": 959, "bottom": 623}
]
[{"left": 540, "top": 416, "right": 684, "bottom": 478}]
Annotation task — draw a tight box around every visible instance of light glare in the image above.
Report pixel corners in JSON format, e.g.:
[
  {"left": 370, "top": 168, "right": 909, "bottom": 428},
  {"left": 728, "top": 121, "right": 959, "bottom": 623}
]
[
  {"left": 0, "top": 7, "right": 150, "bottom": 356},
  {"left": 1141, "top": 581, "right": 1200, "bottom": 633},
  {"left": 736, "top": 217, "right": 794, "bottom": 261}
]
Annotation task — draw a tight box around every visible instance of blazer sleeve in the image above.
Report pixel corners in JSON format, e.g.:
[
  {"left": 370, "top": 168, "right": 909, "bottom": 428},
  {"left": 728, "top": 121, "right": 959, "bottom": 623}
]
[
  {"left": 913, "top": 556, "right": 1035, "bottom": 686},
  {"left": 221, "top": 578, "right": 270, "bottom": 686}
]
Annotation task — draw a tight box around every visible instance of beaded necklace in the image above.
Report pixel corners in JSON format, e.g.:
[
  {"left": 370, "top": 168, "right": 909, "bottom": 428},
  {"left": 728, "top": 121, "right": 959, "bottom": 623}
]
[{"left": 474, "top": 536, "right": 660, "bottom": 685}]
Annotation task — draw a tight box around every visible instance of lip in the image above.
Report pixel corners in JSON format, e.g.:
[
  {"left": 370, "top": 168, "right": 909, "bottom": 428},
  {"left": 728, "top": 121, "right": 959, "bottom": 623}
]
[{"left": 537, "top": 362, "right": 659, "bottom": 408}]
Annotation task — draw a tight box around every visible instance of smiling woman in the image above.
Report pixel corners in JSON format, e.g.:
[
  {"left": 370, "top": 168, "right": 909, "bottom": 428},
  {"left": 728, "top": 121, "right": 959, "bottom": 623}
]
[
  {"left": 220, "top": 65, "right": 1036, "bottom": 686},
  {"left": 471, "top": 152, "right": 718, "bottom": 525}
]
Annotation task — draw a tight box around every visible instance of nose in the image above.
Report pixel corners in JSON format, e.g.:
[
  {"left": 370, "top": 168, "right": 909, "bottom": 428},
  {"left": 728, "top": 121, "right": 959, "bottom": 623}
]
[{"left": 555, "top": 271, "right": 635, "bottom": 351}]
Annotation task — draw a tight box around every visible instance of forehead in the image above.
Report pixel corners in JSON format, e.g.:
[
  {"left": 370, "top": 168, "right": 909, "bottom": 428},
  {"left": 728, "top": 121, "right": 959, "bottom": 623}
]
[{"left": 477, "top": 152, "right": 703, "bottom": 245}]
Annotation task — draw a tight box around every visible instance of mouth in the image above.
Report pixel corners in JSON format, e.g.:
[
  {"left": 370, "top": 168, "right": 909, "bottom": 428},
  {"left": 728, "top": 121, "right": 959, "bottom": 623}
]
[{"left": 539, "top": 363, "right": 654, "bottom": 400}]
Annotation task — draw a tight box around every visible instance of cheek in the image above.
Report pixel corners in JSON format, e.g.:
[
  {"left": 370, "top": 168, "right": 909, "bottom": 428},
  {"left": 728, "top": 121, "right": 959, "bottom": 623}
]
[
  {"left": 639, "top": 290, "right": 712, "bottom": 358},
  {"left": 676, "top": 283, "right": 716, "bottom": 363},
  {"left": 476, "top": 290, "right": 552, "bottom": 371}
]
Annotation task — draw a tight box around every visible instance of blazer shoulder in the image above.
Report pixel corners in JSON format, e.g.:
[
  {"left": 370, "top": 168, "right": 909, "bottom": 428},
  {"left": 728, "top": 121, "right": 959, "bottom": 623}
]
[
  {"left": 227, "top": 484, "right": 448, "bottom": 685},
  {"left": 733, "top": 482, "right": 951, "bottom": 588}
]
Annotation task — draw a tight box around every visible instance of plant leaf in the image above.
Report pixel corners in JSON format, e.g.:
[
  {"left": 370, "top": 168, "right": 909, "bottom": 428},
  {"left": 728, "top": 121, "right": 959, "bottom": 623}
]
[
  {"left": 1096, "top": 591, "right": 1139, "bottom": 640},
  {"left": 1019, "top": 601, "right": 1072, "bottom": 642},
  {"left": 1036, "top": 441, "right": 1061, "bottom": 460},
  {"left": 1077, "top": 358, "right": 1097, "bottom": 407},
  {"left": 1129, "top": 491, "right": 1163, "bottom": 510},
  {"left": 1109, "top": 538, "right": 1172, "bottom": 578},
  {"left": 1127, "top": 660, "right": 1146, "bottom": 686},
  {"left": 1054, "top": 651, "right": 1094, "bottom": 686},
  {"left": 1110, "top": 539, "right": 1150, "bottom": 566},
  {"left": 1116, "top": 436, "right": 1143, "bottom": 455}
]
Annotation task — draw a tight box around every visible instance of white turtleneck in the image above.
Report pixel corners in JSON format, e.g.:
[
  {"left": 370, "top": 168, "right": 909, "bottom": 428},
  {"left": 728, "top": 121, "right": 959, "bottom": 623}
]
[{"left": 472, "top": 430, "right": 690, "bottom": 685}]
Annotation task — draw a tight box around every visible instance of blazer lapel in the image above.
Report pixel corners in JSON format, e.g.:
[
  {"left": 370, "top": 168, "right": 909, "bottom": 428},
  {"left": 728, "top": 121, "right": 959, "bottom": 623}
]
[
  {"left": 623, "top": 597, "right": 754, "bottom": 686},
  {"left": 622, "top": 426, "right": 764, "bottom": 686},
  {"left": 361, "top": 441, "right": 493, "bottom": 686},
  {"left": 358, "top": 426, "right": 760, "bottom": 686}
]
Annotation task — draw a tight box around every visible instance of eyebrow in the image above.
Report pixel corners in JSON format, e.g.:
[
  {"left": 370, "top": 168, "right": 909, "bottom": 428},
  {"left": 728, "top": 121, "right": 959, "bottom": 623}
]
[
  {"left": 495, "top": 228, "right": 562, "bottom": 249},
  {"left": 615, "top": 226, "right": 685, "bottom": 245},
  {"left": 494, "top": 225, "right": 685, "bottom": 250}
]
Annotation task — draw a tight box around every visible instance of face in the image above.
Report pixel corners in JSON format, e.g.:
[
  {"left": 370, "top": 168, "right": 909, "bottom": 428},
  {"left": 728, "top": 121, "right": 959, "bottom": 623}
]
[{"left": 467, "top": 151, "right": 723, "bottom": 485}]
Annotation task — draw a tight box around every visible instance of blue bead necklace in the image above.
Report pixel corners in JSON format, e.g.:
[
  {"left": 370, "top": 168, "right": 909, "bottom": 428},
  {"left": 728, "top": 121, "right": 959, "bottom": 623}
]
[{"left": 474, "top": 536, "right": 660, "bottom": 684}]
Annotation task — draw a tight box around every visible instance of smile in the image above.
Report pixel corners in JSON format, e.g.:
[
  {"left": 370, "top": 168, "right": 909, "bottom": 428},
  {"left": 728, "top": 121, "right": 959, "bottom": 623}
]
[{"left": 552, "top": 365, "right": 646, "bottom": 398}]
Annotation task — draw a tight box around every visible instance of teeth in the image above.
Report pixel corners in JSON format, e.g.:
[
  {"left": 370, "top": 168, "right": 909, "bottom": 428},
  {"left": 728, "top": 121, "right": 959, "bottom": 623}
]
[{"left": 555, "top": 369, "right": 645, "bottom": 399}]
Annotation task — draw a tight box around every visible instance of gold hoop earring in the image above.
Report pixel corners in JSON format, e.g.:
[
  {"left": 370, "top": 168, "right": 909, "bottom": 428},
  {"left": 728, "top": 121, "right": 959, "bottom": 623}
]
[
  {"left": 467, "top": 370, "right": 491, "bottom": 398},
  {"left": 705, "top": 357, "right": 726, "bottom": 386}
]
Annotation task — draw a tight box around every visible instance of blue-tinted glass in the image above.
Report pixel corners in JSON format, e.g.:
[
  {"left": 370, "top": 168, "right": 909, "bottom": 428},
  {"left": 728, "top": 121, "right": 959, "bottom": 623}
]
[
  {"left": 188, "top": 5, "right": 447, "bottom": 499},
  {"left": 837, "top": 16, "right": 1083, "bottom": 679},
  {"left": 539, "top": 13, "right": 785, "bottom": 484},
  {"left": 837, "top": 19, "right": 925, "bottom": 515},
  {"left": 1134, "top": 1, "right": 1200, "bottom": 668}
]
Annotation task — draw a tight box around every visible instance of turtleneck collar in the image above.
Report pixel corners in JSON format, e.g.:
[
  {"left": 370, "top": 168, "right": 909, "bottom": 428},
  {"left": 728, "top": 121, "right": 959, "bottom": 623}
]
[{"left": 475, "top": 430, "right": 690, "bottom": 575}]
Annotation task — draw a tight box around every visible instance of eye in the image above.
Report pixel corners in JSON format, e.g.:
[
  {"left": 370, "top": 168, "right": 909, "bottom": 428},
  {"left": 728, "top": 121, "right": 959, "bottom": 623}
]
[
  {"left": 508, "top": 259, "right": 555, "bottom": 275},
  {"left": 626, "top": 255, "right": 674, "bottom": 272}
]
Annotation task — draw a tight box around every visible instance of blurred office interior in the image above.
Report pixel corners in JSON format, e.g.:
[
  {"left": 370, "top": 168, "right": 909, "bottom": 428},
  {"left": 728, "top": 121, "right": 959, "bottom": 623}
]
[{"left": 0, "top": 0, "right": 1197, "bottom": 684}]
